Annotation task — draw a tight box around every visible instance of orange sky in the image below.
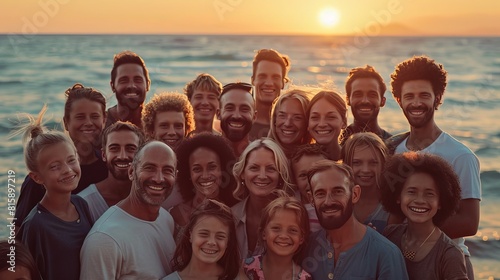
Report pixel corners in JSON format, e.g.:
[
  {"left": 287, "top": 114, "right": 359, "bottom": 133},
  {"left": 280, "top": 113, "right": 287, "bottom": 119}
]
[{"left": 2, "top": 0, "right": 499, "bottom": 36}]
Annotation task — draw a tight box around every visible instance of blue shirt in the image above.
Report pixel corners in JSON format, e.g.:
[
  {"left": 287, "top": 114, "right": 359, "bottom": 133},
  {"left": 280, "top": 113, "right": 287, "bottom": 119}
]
[{"left": 302, "top": 226, "right": 408, "bottom": 280}]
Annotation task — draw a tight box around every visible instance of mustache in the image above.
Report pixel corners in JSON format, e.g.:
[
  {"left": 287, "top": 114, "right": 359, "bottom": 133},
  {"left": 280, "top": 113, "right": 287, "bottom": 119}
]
[
  {"left": 142, "top": 179, "right": 172, "bottom": 190},
  {"left": 320, "top": 203, "right": 343, "bottom": 212}
]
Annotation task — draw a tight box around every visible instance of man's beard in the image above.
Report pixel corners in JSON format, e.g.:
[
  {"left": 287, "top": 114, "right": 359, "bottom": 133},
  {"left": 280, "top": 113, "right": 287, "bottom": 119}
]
[
  {"left": 221, "top": 117, "right": 253, "bottom": 142},
  {"left": 134, "top": 175, "right": 172, "bottom": 206},
  {"left": 403, "top": 104, "right": 435, "bottom": 129},
  {"left": 315, "top": 195, "right": 354, "bottom": 230},
  {"left": 107, "top": 159, "right": 131, "bottom": 181},
  {"left": 116, "top": 87, "right": 146, "bottom": 110}
]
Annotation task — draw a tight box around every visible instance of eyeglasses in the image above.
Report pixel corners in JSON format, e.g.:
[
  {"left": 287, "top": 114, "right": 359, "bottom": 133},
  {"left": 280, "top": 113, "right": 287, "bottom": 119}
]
[{"left": 221, "top": 82, "right": 253, "bottom": 96}]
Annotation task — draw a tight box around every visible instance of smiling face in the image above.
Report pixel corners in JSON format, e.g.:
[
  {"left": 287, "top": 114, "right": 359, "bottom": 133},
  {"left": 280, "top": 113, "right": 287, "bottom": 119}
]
[
  {"left": 310, "top": 168, "right": 358, "bottom": 230},
  {"left": 348, "top": 78, "right": 385, "bottom": 124},
  {"left": 103, "top": 130, "right": 140, "bottom": 180},
  {"left": 189, "top": 147, "right": 222, "bottom": 200},
  {"left": 242, "top": 147, "right": 280, "bottom": 198},
  {"left": 262, "top": 209, "right": 303, "bottom": 258},
  {"left": 153, "top": 111, "right": 186, "bottom": 149},
  {"left": 130, "top": 143, "right": 176, "bottom": 206},
  {"left": 399, "top": 172, "right": 440, "bottom": 225},
  {"left": 112, "top": 63, "right": 147, "bottom": 110},
  {"left": 190, "top": 215, "right": 230, "bottom": 265},
  {"left": 398, "top": 80, "right": 437, "bottom": 129},
  {"left": 30, "top": 141, "right": 80, "bottom": 194},
  {"left": 308, "top": 99, "right": 345, "bottom": 145},
  {"left": 64, "top": 98, "right": 105, "bottom": 147},
  {"left": 190, "top": 90, "right": 219, "bottom": 124},
  {"left": 218, "top": 89, "right": 256, "bottom": 142},
  {"left": 275, "top": 99, "right": 307, "bottom": 146},
  {"left": 252, "top": 60, "right": 284, "bottom": 105},
  {"left": 351, "top": 145, "right": 383, "bottom": 190}
]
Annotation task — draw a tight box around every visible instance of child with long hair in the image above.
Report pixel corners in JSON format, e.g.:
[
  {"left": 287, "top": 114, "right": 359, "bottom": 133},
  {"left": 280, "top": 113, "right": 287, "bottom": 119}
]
[
  {"left": 16, "top": 105, "right": 93, "bottom": 280},
  {"left": 243, "top": 194, "right": 312, "bottom": 280},
  {"left": 381, "top": 152, "right": 468, "bottom": 280},
  {"left": 341, "top": 132, "right": 391, "bottom": 233},
  {"left": 164, "top": 199, "right": 242, "bottom": 280}
]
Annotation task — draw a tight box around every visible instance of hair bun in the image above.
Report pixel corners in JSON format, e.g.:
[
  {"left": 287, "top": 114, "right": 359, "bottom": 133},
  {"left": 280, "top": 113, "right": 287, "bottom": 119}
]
[
  {"left": 65, "top": 83, "right": 85, "bottom": 96},
  {"left": 30, "top": 126, "right": 44, "bottom": 138}
]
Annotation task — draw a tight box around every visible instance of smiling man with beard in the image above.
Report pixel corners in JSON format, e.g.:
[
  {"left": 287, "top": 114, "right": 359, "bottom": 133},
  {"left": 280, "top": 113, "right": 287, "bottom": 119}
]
[
  {"left": 80, "top": 141, "right": 177, "bottom": 280},
  {"left": 106, "top": 50, "right": 151, "bottom": 129},
  {"left": 303, "top": 160, "right": 408, "bottom": 280},
  {"left": 339, "top": 65, "right": 392, "bottom": 145},
  {"left": 388, "top": 55, "right": 481, "bottom": 280},
  {"left": 218, "top": 82, "right": 257, "bottom": 157},
  {"left": 78, "top": 121, "right": 144, "bottom": 222}
]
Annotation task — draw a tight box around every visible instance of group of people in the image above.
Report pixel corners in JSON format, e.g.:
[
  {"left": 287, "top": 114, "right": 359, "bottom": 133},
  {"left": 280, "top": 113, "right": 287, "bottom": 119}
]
[{"left": 1, "top": 48, "right": 481, "bottom": 280}]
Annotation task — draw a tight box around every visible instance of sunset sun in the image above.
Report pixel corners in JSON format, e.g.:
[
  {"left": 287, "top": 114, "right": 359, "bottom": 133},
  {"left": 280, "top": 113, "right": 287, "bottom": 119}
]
[{"left": 319, "top": 7, "right": 341, "bottom": 27}]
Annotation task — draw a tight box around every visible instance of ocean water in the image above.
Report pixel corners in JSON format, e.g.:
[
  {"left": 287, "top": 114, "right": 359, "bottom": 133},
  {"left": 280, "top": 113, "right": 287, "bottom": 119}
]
[{"left": 0, "top": 35, "right": 499, "bottom": 278}]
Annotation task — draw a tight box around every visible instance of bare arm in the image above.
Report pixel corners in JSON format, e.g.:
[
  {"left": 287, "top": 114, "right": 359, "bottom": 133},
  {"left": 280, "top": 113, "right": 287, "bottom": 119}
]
[{"left": 439, "top": 199, "right": 480, "bottom": 239}]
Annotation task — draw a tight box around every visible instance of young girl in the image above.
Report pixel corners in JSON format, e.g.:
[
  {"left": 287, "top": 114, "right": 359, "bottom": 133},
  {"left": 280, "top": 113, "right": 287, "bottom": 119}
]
[
  {"left": 244, "top": 195, "right": 312, "bottom": 280},
  {"left": 17, "top": 105, "right": 93, "bottom": 280},
  {"left": 232, "top": 138, "right": 294, "bottom": 258},
  {"left": 381, "top": 152, "right": 468, "bottom": 280},
  {"left": 170, "top": 133, "right": 238, "bottom": 242},
  {"left": 14, "top": 83, "right": 107, "bottom": 228},
  {"left": 341, "top": 132, "right": 391, "bottom": 233},
  {"left": 164, "top": 199, "right": 242, "bottom": 280},
  {"left": 307, "top": 90, "right": 347, "bottom": 160}
]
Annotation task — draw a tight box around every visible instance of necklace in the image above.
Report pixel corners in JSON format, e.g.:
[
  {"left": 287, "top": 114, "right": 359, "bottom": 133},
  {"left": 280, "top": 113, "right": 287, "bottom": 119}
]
[{"left": 402, "top": 226, "right": 436, "bottom": 260}]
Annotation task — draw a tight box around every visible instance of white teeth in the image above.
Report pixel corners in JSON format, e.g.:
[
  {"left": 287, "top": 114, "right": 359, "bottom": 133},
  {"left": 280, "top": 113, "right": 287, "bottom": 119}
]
[
  {"left": 261, "top": 89, "right": 275, "bottom": 93},
  {"left": 281, "top": 130, "right": 295, "bottom": 135},
  {"left": 200, "top": 181, "right": 215, "bottom": 187},
  {"left": 125, "top": 93, "right": 138, "bottom": 97},
  {"left": 410, "top": 207, "right": 428, "bottom": 213},
  {"left": 115, "top": 163, "right": 131, "bottom": 168},
  {"left": 275, "top": 242, "right": 291, "bottom": 247},
  {"left": 163, "top": 139, "right": 178, "bottom": 144},
  {"left": 60, "top": 175, "right": 77, "bottom": 183},
  {"left": 410, "top": 110, "right": 424, "bottom": 116},
  {"left": 229, "top": 122, "right": 243, "bottom": 128},
  {"left": 81, "top": 130, "right": 95, "bottom": 134},
  {"left": 148, "top": 185, "right": 164, "bottom": 191},
  {"left": 359, "top": 108, "right": 372, "bottom": 112},
  {"left": 316, "top": 130, "right": 331, "bottom": 135},
  {"left": 198, "top": 108, "right": 211, "bottom": 112},
  {"left": 201, "top": 248, "right": 218, "bottom": 254},
  {"left": 254, "top": 182, "right": 269, "bottom": 187}
]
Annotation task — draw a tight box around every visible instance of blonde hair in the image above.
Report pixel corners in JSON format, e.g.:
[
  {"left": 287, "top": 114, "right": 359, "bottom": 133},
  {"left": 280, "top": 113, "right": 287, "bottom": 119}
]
[
  {"left": 232, "top": 138, "right": 293, "bottom": 200},
  {"left": 10, "top": 105, "right": 76, "bottom": 172}
]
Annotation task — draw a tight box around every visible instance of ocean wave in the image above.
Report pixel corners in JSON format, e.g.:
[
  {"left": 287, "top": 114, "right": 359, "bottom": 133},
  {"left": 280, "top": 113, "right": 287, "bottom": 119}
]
[
  {"left": 176, "top": 53, "right": 239, "bottom": 61},
  {"left": 0, "top": 80, "right": 23, "bottom": 86},
  {"left": 467, "top": 238, "right": 500, "bottom": 260},
  {"left": 481, "top": 170, "right": 500, "bottom": 195}
]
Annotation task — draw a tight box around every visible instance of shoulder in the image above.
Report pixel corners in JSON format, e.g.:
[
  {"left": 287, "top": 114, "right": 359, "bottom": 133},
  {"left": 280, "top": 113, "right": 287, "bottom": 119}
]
[
  {"left": 365, "top": 227, "right": 403, "bottom": 255},
  {"left": 385, "top": 131, "right": 410, "bottom": 154},
  {"left": 77, "top": 184, "right": 98, "bottom": 198}
]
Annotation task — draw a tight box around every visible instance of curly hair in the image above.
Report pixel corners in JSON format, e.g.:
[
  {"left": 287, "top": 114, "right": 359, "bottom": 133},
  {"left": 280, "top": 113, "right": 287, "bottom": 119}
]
[
  {"left": 252, "top": 48, "right": 291, "bottom": 87},
  {"left": 141, "top": 92, "right": 195, "bottom": 140},
  {"left": 171, "top": 199, "right": 240, "bottom": 280},
  {"left": 345, "top": 65, "right": 387, "bottom": 99},
  {"left": 175, "top": 133, "right": 238, "bottom": 207},
  {"left": 380, "top": 152, "right": 461, "bottom": 226},
  {"left": 184, "top": 73, "right": 222, "bottom": 100},
  {"left": 390, "top": 55, "right": 447, "bottom": 109},
  {"left": 232, "top": 138, "right": 294, "bottom": 200},
  {"left": 110, "top": 50, "right": 151, "bottom": 91}
]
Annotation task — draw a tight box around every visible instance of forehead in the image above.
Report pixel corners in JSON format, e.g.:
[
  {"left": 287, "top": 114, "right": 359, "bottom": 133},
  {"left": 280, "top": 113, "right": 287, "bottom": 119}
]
[
  {"left": 310, "top": 99, "right": 341, "bottom": 114},
  {"left": 247, "top": 147, "right": 275, "bottom": 164},
  {"left": 401, "top": 80, "right": 433, "bottom": 94},
  {"left": 116, "top": 63, "right": 145, "bottom": 77},
  {"left": 404, "top": 172, "right": 437, "bottom": 190},
  {"left": 279, "top": 98, "right": 303, "bottom": 113},
  {"left": 353, "top": 144, "right": 381, "bottom": 159},
  {"left": 38, "top": 141, "right": 76, "bottom": 163},
  {"left": 106, "top": 130, "right": 140, "bottom": 145},
  {"left": 220, "top": 89, "right": 254, "bottom": 107},
  {"left": 310, "top": 168, "right": 350, "bottom": 191},
  {"left": 70, "top": 98, "right": 103, "bottom": 113},
  {"left": 138, "top": 144, "right": 175, "bottom": 166},
  {"left": 255, "top": 60, "right": 283, "bottom": 76},
  {"left": 193, "top": 215, "right": 229, "bottom": 232},
  {"left": 351, "top": 78, "right": 380, "bottom": 91},
  {"left": 189, "top": 147, "right": 220, "bottom": 164},
  {"left": 156, "top": 111, "right": 185, "bottom": 123}
]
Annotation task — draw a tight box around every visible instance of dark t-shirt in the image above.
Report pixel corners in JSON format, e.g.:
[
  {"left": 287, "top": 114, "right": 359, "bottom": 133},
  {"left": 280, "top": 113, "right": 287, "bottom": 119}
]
[
  {"left": 14, "top": 157, "right": 107, "bottom": 227},
  {"left": 19, "top": 195, "right": 93, "bottom": 280}
]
